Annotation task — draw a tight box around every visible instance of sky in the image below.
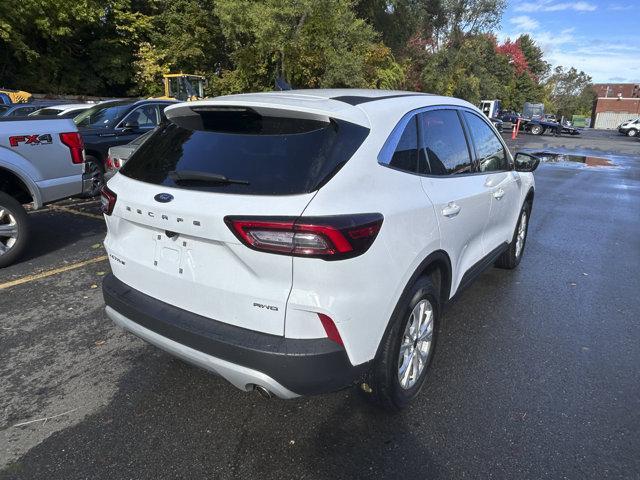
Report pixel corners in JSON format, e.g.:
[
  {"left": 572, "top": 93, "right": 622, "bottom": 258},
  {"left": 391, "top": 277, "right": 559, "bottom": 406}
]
[{"left": 498, "top": 0, "right": 640, "bottom": 84}]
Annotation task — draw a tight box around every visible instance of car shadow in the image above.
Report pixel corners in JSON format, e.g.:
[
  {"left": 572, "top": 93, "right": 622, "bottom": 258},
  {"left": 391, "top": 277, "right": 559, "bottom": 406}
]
[
  {"left": 11, "top": 208, "right": 105, "bottom": 265},
  {"left": 4, "top": 338, "right": 449, "bottom": 480}
]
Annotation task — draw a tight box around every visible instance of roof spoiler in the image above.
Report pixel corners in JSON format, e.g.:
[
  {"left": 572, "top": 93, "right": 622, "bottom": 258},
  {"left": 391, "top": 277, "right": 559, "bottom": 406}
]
[{"left": 164, "top": 95, "right": 370, "bottom": 128}]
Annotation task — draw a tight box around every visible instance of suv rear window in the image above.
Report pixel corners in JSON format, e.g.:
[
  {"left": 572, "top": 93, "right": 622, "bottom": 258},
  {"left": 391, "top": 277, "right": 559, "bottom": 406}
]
[{"left": 120, "top": 108, "right": 369, "bottom": 195}]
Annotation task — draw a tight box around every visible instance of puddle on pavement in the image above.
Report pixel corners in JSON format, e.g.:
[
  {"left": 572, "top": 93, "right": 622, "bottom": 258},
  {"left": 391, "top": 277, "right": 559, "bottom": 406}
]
[{"left": 530, "top": 151, "right": 615, "bottom": 167}]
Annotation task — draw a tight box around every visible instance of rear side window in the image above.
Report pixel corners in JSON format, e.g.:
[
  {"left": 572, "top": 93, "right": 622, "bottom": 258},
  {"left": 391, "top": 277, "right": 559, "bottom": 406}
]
[
  {"left": 388, "top": 116, "right": 418, "bottom": 173},
  {"left": 463, "top": 112, "right": 509, "bottom": 172},
  {"left": 120, "top": 108, "right": 369, "bottom": 195},
  {"left": 418, "top": 110, "right": 473, "bottom": 175}
]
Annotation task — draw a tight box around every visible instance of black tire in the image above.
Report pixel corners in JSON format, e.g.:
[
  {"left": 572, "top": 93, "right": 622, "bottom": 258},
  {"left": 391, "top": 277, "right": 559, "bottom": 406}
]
[
  {"left": 0, "top": 191, "right": 30, "bottom": 268},
  {"left": 627, "top": 129, "right": 638, "bottom": 137},
  {"left": 81, "top": 156, "right": 104, "bottom": 198},
  {"left": 362, "top": 276, "right": 440, "bottom": 411},
  {"left": 530, "top": 124, "right": 544, "bottom": 135},
  {"left": 495, "top": 201, "right": 531, "bottom": 270}
]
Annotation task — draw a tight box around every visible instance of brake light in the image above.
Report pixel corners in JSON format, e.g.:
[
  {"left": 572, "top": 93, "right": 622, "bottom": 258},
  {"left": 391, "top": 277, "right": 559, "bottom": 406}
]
[
  {"left": 100, "top": 185, "right": 117, "bottom": 216},
  {"left": 105, "top": 155, "right": 114, "bottom": 170},
  {"left": 224, "top": 214, "right": 383, "bottom": 260},
  {"left": 318, "top": 313, "right": 344, "bottom": 346},
  {"left": 59, "top": 132, "right": 85, "bottom": 164}
]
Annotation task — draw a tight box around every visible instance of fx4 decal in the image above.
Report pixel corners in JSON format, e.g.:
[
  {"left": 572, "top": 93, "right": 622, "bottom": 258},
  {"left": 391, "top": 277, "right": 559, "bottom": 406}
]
[{"left": 9, "top": 134, "right": 53, "bottom": 147}]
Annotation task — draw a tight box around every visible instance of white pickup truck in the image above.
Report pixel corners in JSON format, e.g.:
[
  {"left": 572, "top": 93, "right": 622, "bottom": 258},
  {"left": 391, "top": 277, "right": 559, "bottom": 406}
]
[{"left": 0, "top": 117, "right": 92, "bottom": 267}]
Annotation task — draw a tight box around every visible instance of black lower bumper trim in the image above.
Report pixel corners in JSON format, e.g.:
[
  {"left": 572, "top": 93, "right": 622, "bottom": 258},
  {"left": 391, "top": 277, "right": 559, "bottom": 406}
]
[{"left": 102, "top": 274, "right": 369, "bottom": 395}]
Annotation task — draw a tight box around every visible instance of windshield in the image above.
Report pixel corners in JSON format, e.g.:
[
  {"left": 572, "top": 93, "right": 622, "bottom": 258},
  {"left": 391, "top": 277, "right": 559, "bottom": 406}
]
[
  {"left": 121, "top": 108, "right": 369, "bottom": 195},
  {"left": 74, "top": 103, "right": 130, "bottom": 128}
]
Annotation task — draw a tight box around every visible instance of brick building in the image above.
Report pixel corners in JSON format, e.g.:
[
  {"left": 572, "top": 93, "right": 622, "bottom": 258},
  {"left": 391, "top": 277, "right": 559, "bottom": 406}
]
[{"left": 592, "top": 83, "right": 640, "bottom": 129}]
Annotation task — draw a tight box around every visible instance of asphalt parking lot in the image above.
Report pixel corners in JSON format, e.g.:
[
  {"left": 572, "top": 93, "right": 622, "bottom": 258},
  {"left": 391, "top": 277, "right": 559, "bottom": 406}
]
[{"left": 1, "top": 129, "right": 639, "bottom": 479}]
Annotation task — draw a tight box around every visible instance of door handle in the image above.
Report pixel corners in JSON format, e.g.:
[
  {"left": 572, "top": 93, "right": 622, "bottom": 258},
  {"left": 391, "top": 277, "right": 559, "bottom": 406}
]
[
  {"left": 493, "top": 188, "right": 505, "bottom": 200},
  {"left": 442, "top": 202, "right": 461, "bottom": 218}
]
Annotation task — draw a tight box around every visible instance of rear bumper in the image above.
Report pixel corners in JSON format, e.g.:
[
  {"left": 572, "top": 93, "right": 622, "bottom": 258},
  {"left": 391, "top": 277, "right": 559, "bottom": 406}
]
[
  {"left": 36, "top": 174, "right": 84, "bottom": 204},
  {"left": 102, "top": 274, "right": 369, "bottom": 397}
]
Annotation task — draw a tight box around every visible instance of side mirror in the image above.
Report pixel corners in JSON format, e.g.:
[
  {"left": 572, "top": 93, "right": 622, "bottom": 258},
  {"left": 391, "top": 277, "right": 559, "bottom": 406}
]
[
  {"left": 514, "top": 152, "right": 541, "bottom": 172},
  {"left": 122, "top": 120, "right": 139, "bottom": 132}
]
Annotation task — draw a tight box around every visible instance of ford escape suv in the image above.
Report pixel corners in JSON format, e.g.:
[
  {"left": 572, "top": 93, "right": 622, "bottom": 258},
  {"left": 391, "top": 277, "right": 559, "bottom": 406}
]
[{"left": 101, "top": 89, "right": 539, "bottom": 410}]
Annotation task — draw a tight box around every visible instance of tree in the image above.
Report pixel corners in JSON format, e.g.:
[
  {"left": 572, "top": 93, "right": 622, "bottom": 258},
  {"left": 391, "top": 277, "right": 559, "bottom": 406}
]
[
  {"left": 495, "top": 39, "right": 529, "bottom": 75},
  {"left": 517, "top": 34, "right": 549, "bottom": 80},
  {"left": 421, "top": 34, "right": 512, "bottom": 104},
  {"left": 545, "top": 66, "right": 594, "bottom": 118},
  {"left": 130, "top": 0, "right": 227, "bottom": 96},
  {"left": 0, "top": 0, "right": 151, "bottom": 95},
  {"left": 213, "top": 0, "right": 402, "bottom": 93},
  {"left": 355, "top": 0, "right": 419, "bottom": 54}
]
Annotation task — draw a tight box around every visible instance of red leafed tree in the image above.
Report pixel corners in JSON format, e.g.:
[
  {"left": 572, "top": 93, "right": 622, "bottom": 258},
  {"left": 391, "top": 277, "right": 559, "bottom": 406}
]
[{"left": 496, "top": 39, "right": 530, "bottom": 76}]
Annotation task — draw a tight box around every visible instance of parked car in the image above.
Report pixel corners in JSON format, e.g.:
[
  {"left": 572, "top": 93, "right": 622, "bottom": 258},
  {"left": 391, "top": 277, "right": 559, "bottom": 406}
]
[
  {"left": 101, "top": 89, "right": 539, "bottom": 410},
  {"left": 0, "top": 117, "right": 92, "bottom": 267},
  {"left": 0, "top": 104, "right": 42, "bottom": 118},
  {"left": 0, "top": 101, "right": 68, "bottom": 118},
  {"left": 75, "top": 99, "right": 177, "bottom": 196},
  {"left": 618, "top": 118, "right": 640, "bottom": 137},
  {"left": 29, "top": 103, "right": 92, "bottom": 119},
  {"left": 104, "top": 129, "right": 155, "bottom": 180}
]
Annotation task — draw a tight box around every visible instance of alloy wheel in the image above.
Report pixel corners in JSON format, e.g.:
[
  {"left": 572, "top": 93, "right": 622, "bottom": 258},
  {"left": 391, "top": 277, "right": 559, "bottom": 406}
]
[
  {"left": 86, "top": 161, "right": 104, "bottom": 197},
  {"left": 0, "top": 207, "right": 18, "bottom": 257},
  {"left": 397, "top": 299, "right": 434, "bottom": 390},
  {"left": 515, "top": 210, "right": 528, "bottom": 258}
]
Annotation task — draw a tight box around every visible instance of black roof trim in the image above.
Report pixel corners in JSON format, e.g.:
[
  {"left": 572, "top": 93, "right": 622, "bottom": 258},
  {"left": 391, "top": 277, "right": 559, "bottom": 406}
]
[{"left": 331, "top": 93, "right": 431, "bottom": 106}]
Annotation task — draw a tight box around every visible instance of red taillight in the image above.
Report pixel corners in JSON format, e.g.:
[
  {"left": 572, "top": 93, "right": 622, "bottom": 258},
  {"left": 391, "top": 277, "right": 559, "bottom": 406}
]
[
  {"left": 318, "top": 313, "right": 344, "bottom": 346},
  {"left": 59, "top": 132, "right": 85, "bottom": 164},
  {"left": 100, "top": 185, "right": 117, "bottom": 216},
  {"left": 106, "top": 155, "right": 121, "bottom": 171},
  {"left": 224, "top": 214, "right": 383, "bottom": 260}
]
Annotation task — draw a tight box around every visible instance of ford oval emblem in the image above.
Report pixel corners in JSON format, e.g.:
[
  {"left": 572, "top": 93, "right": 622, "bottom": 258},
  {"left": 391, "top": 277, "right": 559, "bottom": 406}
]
[{"left": 154, "top": 193, "right": 174, "bottom": 203}]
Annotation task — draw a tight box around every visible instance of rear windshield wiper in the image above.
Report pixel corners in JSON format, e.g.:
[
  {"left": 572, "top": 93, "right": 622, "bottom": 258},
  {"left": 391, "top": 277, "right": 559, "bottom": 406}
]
[{"left": 168, "top": 170, "right": 250, "bottom": 185}]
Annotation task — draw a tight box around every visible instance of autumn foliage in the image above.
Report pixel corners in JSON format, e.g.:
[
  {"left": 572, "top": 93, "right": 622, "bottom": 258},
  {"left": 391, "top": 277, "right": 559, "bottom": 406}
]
[{"left": 495, "top": 38, "right": 531, "bottom": 76}]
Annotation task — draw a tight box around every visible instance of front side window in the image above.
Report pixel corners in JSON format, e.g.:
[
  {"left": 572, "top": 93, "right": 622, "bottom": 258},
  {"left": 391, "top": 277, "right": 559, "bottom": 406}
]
[
  {"left": 121, "top": 105, "right": 159, "bottom": 128},
  {"left": 418, "top": 110, "right": 473, "bottom": 175},
  {"left": 388, "top": 116, "right": 418, "bottom": 173},
  {"left": 463, "top": 112, "right": 509, "bottom": 173}
]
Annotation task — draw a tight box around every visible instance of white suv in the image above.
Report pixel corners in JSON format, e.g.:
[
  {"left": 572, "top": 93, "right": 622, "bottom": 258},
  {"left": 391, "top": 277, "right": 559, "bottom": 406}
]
[{"left": 101, "top": 89, "right": 539, "bottom": 410}]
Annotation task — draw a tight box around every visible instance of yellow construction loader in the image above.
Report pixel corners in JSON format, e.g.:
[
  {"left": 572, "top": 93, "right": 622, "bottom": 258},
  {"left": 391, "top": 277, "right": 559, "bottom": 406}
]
[
  {"left": 158, "top": 74, "right": 206, "bottom": 101},
  {"left": 0, "top": 88, "right": 32, "bottom": 104}
]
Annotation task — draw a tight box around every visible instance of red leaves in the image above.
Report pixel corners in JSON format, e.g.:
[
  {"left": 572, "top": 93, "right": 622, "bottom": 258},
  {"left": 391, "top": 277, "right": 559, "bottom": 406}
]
[{"left": 496, "top": 39, "right": 530, "bottom": 76}]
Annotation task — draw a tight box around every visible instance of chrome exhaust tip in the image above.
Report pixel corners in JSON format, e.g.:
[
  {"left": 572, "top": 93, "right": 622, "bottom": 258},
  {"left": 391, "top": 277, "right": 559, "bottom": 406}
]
[{"left": 253, "top": 385, "right": 273, "bottom": 399}]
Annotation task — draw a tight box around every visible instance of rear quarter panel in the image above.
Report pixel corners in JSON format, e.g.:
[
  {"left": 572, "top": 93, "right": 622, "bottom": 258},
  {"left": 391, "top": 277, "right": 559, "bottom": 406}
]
[
  {"left": 287, "top": 139, "right": 441, "bottom": 366},
  {"left": 0, "top": 118, "right": 83, "bottom": 204}
]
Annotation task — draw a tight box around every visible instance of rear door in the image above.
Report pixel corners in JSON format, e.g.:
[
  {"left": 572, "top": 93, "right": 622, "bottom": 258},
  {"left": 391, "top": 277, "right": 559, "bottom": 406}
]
[
  {"left": 104, "top": 107, "right": 369, "bottom": 336},
  {"left": 417, "top": 108, "right": 491, "bottom": 294},
  {"left": 462, "top": 111, "right": 521, "bottom": 251}
]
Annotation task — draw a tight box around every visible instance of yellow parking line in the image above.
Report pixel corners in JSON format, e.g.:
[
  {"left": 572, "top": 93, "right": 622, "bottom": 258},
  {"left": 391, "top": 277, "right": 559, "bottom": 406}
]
[
  {"left": 49, "top": 205, "right": 104, "bottom": 221},
  {"left": 0, "top": 255, "right": 108, "bottom": 290}
]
